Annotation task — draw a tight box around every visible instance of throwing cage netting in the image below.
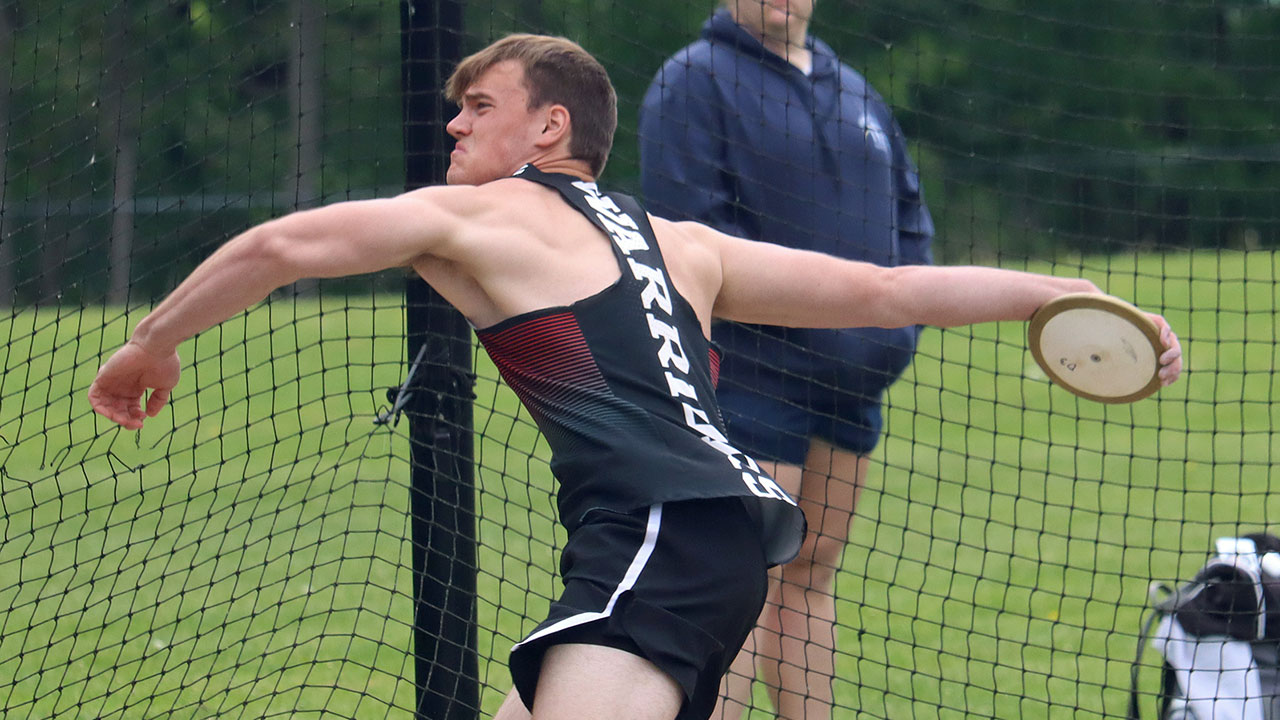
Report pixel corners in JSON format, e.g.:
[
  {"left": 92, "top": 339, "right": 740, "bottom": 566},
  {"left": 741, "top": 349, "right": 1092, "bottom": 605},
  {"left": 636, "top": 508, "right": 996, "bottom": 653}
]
[{"left": 1, "top": 1, "right": 1277, "bottom": 718}]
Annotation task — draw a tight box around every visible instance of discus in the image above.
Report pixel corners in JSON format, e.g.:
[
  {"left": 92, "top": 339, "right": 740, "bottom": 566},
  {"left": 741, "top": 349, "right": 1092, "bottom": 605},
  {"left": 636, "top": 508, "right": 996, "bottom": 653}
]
[{"left": 1027, "top": 293, "right": 1164, "bottom": 403}]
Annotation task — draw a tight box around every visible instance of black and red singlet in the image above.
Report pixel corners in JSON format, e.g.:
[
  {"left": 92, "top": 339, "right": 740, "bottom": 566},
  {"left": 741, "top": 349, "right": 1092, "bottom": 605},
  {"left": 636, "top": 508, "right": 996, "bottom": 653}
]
[{"left": 474, "top": 165, "right": 804, "bottom": 565}]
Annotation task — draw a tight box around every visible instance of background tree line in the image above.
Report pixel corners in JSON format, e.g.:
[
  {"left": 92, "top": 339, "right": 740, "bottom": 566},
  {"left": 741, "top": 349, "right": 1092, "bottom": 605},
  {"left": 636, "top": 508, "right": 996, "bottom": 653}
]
[
  {"left": 0, "top": 0, "right": 404, "bottom": 306},
  {"left": 0, "top": 0, "right": 1276, "bottom": 306}
]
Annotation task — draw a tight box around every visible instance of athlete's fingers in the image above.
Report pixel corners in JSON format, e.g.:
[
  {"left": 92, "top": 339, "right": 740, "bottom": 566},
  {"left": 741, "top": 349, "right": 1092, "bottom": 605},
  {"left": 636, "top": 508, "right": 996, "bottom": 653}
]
[
  {"left": 1159, "top": 346, "right": 1183, "bottom": 385},
  {"left": 146, "top": 388, "right": 171, "bottom": 417},
  {"left": 93, "top": 399, "right": 144, "bottom": 430},
  {"left": 88, "top": 380, "right": 145, "bottom": 430},
  {"left": 116, "top": 399, "right": 144, "bottom": 428},
  {"left": 1158, "top": 330, "right": 1183, "bottom": 386},
  {"left": 1144, "top": 313, "right": 1183, "bottom": 386}
]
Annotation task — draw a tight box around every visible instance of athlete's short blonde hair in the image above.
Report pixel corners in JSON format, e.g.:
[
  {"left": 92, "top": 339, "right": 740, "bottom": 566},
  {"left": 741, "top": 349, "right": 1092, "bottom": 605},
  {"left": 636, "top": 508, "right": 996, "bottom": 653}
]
[{"left": 446, "top": 34, "right": 617, "bottom": 177}]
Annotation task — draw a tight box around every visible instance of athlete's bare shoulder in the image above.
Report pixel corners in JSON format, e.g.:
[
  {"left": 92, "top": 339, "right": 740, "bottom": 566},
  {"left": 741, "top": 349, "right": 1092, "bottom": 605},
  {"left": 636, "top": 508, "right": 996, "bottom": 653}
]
[
  {"left": 649, "top": 215, "right": 726, "bottom": 267},
  {"left": 649, "top": 215, "right": 733, "bottom": 251},
  {"left": 390, "top": 176, "right": 558, "bottom": 259},
  {"left": 648, "top": 214, "right": 725, "bottom": 328},
  {"left": 401, "top": 176, "right": 541, "bottom": 217}
]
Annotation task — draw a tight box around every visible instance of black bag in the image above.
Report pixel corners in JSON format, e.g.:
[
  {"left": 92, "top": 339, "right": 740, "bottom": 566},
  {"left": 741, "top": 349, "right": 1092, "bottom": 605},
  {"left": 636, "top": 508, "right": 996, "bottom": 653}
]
[{"left": 1130, "top": 533, "right": 1280, "bottom": 720}]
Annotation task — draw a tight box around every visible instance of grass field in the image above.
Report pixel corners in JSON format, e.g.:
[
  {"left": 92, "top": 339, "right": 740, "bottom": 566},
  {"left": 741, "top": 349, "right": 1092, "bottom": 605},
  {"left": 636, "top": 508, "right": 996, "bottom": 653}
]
[{"left": 0, "top": 250, "right": 1277, "bottom": 719}]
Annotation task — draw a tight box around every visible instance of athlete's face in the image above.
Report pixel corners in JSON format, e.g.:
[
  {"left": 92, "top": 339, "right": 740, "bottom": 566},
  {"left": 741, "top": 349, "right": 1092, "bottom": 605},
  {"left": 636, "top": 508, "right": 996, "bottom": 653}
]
[
  {"left": 729, "top": 0, "right": 813, "bottom": 45},
  {"left": 446, "top": 61, "right": 546, "bottom": 186}
]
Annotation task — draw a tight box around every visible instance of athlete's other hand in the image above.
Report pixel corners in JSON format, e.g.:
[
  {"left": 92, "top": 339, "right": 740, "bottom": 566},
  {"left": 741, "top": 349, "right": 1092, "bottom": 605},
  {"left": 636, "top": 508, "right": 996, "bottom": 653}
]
[{"left": 88, "top": 341, "right": 181, "bottom": 430}]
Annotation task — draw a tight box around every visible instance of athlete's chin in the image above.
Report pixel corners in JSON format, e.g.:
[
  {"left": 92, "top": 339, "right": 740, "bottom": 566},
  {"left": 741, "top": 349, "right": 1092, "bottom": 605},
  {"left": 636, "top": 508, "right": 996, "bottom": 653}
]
[
  {"left": 446, "top": 162, "right": 477, "bottom": 186},
  {"left": 446, "top": 162, "right": 505, "bottom": 187}
]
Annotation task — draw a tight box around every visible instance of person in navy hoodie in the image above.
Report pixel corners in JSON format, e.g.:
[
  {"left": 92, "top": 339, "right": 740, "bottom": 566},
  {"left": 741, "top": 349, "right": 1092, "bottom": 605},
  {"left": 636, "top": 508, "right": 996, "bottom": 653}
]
[{"left": 640, "top": 2, "right": 934, "bottom": 718}]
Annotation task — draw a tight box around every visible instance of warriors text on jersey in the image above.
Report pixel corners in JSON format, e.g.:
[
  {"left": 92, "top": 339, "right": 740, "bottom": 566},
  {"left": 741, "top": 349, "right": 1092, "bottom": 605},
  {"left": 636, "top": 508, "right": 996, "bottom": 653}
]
[{"left": 474, "top": 165, "right": 804, "bottom": 565}]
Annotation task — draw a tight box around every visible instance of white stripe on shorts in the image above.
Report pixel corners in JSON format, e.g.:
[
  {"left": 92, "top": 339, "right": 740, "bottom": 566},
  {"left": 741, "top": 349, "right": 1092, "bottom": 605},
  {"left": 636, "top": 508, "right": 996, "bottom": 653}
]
[{"left": 513, "top": 503, "right": 663, "bottom": 650}]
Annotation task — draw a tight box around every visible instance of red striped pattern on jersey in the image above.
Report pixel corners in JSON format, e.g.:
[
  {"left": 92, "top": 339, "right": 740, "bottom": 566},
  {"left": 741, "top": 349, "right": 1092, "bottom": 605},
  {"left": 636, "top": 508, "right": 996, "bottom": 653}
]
[{"left": 478, "top": 311, "right": 610, "bottom": 418}]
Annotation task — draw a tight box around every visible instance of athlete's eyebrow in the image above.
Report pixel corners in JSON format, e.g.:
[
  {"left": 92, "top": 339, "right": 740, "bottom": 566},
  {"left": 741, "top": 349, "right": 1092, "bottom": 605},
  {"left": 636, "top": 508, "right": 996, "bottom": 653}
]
[{"left": 462, "top": 88, "right": 495, "bottom": 104}]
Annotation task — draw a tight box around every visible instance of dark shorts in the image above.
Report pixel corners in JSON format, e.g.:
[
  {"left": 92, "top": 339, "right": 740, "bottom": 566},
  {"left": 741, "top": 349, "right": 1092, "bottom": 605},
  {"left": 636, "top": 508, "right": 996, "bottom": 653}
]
[
  {"left": 716, "top": 362, "right": 888, "bottom": 464},
  {"left": 509, "top": 497, "right": 769, "bottom": 720}
]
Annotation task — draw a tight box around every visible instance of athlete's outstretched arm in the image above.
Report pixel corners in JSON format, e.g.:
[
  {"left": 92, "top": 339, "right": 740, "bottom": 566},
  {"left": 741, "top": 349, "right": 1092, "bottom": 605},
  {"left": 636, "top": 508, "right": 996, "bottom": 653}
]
[
  {"left": 705, "top": 226, "right": 1090, "bottom": 328},
  {"left": 701, "top": 225, "right": 1183, "bottom": 384},
  {"left": 89, "top": 187, "right": 473, "bottom": 429}
]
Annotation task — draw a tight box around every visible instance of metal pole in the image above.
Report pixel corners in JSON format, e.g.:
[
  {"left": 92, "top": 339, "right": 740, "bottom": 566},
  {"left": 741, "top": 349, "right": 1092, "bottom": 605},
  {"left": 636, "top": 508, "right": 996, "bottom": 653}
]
[{"left": 399, "top": 2, "right": 476, "bottom": 718}]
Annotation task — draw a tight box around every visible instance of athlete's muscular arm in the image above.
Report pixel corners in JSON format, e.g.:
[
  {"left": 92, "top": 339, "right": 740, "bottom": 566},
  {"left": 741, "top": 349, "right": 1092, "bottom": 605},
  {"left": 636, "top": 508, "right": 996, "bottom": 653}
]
[
  {"left": 693, "top": 223, "right": 1181, "bottom": 384},
  {"left": 134, "top": 187, "right": 481, "bottom": 354},
  {"left": 695, "top": 223, "right": 1095, "bottom": 328},
  {"left": 89, "top": 186, "right": 481, "bottom": 429}
]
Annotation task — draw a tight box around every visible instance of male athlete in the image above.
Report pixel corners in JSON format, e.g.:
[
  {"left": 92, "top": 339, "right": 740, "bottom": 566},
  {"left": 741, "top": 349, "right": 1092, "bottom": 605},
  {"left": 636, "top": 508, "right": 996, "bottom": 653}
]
[{"left": 89, "top": 34, "right": 1183, "bottom": 720}]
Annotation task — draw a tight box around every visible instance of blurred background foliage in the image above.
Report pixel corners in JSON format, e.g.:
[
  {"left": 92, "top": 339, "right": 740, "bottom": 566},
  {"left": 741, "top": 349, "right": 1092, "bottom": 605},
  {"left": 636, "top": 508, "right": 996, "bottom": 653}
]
[{"left": 1, "top": 0, "right": 1276, "bottom": 304}]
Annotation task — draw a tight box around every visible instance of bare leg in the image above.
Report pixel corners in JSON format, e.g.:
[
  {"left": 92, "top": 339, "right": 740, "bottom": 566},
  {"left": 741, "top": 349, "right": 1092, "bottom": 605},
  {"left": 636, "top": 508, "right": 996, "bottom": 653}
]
[
  {"left": 717, "top": 443, "right": 867, "bottom": 720},
  {"left": 494, "top": 688, "right": 533, "bottom": 720},
  {"left": 506, "top": 643, "right": 684, "bottom": 720},
  {"left": 714, "top": 461, "right": 803, "bottom": 720},
  {"left": 772, "top": 442, "right": 866, "bottom": 720},
  {"left": 715, "top": 621, "right": 754, "bottom": 719}
]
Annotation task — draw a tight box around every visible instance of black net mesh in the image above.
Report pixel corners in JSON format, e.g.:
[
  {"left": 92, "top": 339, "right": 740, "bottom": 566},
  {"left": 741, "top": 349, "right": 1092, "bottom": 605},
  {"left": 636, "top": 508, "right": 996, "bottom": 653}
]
[{"left": 2, "top": 2, "right": 1278, "bottom": 719}]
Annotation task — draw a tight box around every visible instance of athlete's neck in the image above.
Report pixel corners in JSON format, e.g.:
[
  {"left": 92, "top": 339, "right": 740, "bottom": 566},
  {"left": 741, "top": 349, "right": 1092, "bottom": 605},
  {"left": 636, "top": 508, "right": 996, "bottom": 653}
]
[{"left": 524, "top": 158, "right": 595, "bottom": 181}]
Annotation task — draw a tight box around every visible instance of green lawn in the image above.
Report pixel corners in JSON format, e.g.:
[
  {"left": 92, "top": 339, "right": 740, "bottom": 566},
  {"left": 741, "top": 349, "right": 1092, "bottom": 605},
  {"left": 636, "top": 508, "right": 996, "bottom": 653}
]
[{"left": 0, "top": 250, "right": 1276, "bottom": 719}]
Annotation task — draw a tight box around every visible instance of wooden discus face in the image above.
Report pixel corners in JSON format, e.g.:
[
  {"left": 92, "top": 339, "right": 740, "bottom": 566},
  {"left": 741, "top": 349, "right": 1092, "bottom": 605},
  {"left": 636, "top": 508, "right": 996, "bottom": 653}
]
[{"left": 1028, "top": 293, "right": 1163, "bottom": 404}]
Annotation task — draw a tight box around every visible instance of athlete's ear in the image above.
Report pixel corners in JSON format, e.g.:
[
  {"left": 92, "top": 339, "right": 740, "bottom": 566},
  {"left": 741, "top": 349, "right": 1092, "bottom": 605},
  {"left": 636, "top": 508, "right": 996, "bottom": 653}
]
[{"left": 536, "top": 104, "right": 571, "bottom": 149}]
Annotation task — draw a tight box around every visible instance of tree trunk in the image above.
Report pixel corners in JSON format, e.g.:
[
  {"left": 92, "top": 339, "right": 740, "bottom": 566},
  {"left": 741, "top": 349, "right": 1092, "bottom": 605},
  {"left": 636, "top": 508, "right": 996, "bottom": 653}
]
[
  {"left": 288, "top": 0, "right": 323, "bottom": 297},
  {"left": 35, "top": 213, "right": 67, "bottom": 304},
  {"left": 0, "top": 6, "right": 15, "bottom": 305},
  {"left": 101, "top": 3, "right": 141, "bottom": 306},
  {"left": 108, "top": 127, "right": 139, "bottom": 305}
]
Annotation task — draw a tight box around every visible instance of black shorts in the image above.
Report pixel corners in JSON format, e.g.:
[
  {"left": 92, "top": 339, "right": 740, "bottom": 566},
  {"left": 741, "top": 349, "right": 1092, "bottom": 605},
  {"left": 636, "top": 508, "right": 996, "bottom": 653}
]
[{"left": 509, "top": 497, "right": 769, "bottom": 720}]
